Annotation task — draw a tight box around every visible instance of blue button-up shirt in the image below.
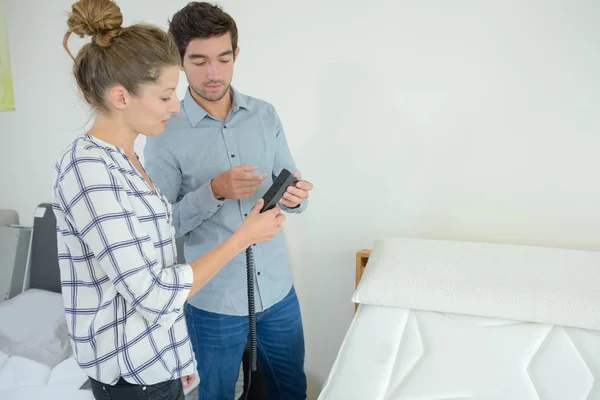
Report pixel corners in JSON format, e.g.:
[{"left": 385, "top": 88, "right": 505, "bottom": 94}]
[{"left": 144, "top": 87, "right": 306, "bottom": 315}]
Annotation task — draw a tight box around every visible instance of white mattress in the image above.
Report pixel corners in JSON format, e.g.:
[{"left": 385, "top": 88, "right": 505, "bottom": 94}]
[
  {"left": 319, "top": 305, "right": 600, "bottom": 399},
  {"left": 319, "top": 238, "right": 600, "bottom": 400}
]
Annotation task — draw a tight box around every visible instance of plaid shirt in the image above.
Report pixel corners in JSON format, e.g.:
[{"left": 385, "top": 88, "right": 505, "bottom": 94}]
[{"left": 52, "top": 134, "right": 195, "bottom": 385}]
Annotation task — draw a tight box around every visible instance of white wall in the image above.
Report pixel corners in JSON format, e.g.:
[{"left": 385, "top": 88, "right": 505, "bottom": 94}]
[{"left": 1, "top": 0, "right": 599, "bottom": 397}]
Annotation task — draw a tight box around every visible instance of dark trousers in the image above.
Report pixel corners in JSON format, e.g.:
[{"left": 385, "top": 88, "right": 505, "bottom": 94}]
[{"left": 89, "top": 377, "right": 185, "bottom": 400}]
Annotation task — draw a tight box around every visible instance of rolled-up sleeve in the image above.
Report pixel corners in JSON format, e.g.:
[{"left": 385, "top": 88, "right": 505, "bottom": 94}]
[{"left": 55, "top": 150, "right": 192, "bottom": 329}]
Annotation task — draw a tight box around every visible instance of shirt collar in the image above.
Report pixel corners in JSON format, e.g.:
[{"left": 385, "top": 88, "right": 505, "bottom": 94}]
[
  {"left": 182, "top": 86, "right": 252, "bottom": 127},
  {"left": 231, "top": 87, "right": 251, "bottom": 113}
]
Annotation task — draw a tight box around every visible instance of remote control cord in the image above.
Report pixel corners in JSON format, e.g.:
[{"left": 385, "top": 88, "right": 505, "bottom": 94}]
[{"left": 243, "top": 246, "right": 257, "bottom": 400}]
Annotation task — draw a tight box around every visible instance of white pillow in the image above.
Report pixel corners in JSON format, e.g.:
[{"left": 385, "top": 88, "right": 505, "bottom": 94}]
[{"left": 0, "top": 289, "right": 72, "bottom": 367}]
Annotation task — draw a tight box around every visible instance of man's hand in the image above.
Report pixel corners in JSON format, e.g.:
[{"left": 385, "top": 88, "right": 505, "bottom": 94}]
[
  {"left": 211, "top": 165, "right": 266, "bottom": 200},
  {"left": 181, "top": 373, "right": 196, "bottom": 390},
  {"left": 279, "top": 172, "right": 313, "bottom": 209}
]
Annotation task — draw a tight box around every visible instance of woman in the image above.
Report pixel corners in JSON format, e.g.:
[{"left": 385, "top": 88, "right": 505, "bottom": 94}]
[{"left": 53, "top": 0, "right": 285, "bottom": 399}]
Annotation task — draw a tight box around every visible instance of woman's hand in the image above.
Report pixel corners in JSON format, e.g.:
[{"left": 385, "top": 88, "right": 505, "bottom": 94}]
[
  {"left": 235, "top": 198, "right": 285, "bottom": 248},
  {"left": 181, "top": 373, "right": 196, "bottom": 389}
]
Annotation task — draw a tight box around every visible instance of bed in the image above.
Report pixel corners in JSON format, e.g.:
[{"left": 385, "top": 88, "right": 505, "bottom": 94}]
[
  {"left": 0, "top": 204, "right": 95, "bottom": 399},
  {"left": 0, "top": 204, "right": 200, "bottom": 399},
  {"left": 318, "top": 237, "right": 600, "bottom": 400}
]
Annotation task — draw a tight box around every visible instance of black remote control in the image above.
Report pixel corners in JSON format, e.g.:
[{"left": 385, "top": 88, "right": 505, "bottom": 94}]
[{"left": 260, "top": 168, "right": 297, "bottom": 212}]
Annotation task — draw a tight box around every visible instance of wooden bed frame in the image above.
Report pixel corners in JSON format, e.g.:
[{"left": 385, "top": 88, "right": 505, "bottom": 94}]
[{"left": 355, "top": 249, "right": 371, "bottom": 310}]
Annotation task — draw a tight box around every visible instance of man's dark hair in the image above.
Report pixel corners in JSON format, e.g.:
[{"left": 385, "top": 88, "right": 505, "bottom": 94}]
[{"left": 168, "top": 2, "right": 238, "bottom": 60}]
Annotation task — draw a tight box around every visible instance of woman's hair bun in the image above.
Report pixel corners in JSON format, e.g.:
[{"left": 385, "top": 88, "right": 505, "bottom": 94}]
[{"left": 66, "top": 0, "right": 124, "bottom": 47}]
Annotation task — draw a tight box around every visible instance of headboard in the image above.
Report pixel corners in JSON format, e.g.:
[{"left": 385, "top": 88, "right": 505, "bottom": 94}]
[
  {"left": 0, "top": 209, "right": 18, "bottom": 227},
  {"left": 28, "top": 203, "right": 62, "bottom": 293}
]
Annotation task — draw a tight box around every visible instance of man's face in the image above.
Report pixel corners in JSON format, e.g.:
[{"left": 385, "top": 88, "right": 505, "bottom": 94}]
[{"left": 181, "top": 33, "right": 239, "bottom": 102}]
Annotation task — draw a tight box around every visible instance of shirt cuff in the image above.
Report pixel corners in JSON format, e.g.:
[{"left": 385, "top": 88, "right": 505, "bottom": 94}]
[
  {"left": 280, "top": 198, "right": 308, "bottom": 214},
  {"left": 193, "top": 180, "right": 225, "bottom": 213}
]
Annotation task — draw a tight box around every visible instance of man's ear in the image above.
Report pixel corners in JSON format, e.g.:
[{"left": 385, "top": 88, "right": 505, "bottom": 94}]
[
  {"left": 234, "top": 46, "right": 240, "bottom": 62},
  {"left": 107, "top": 85, "right": 129, "bottom": 110}
]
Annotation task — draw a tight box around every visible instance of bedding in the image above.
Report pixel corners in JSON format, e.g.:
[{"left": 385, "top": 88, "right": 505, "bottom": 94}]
[
  {"left": 0, "top": 289, "right": 91, "bottom": 399},
  {"left": 0, "top": 383, "right": 95, "bottom": 400},
  {"left": 319, "top": 237, "right": 600, "bottom": 400},
  {"left": 0, "top": 351, "right": 92, "bottom": 400},
  {"left": 0, "top": 289, "right": 71, "bottom": 367}
]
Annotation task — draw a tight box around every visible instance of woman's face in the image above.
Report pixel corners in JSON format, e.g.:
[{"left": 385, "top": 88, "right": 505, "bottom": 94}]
[{"left": 124, "top": 65, "right": 181, "bottom": 136}]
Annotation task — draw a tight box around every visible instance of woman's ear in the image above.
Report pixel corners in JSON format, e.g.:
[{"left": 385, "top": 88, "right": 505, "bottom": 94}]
[{"left": 107, "top": 85, "right": 129, "bottom": 110}]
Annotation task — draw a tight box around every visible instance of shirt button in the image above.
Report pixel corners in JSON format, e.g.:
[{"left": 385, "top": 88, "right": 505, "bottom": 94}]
[
  {"left": 244, "top": 213, "right": 247, "bottom": 217},
  {"left": 231, "top": 154, "right": 235, "bottom": 158},
  {"left": 257, "top": 271, "right": 261, "bottom": 276}
]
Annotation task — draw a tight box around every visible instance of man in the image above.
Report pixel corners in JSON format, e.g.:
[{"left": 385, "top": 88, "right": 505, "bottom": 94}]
[{"left": 144, "top": 2, "right": 312, "bottom": 399}]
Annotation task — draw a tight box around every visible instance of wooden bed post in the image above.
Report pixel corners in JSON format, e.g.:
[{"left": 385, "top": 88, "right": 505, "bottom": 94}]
[{"left": 355, "top": 249, "right": 371, "bottom": 311}]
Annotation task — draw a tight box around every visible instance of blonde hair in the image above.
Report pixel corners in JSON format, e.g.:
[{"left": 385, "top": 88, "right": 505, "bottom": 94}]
[{"left": 63, "top": 0, "right": 180, "bottom": 112}]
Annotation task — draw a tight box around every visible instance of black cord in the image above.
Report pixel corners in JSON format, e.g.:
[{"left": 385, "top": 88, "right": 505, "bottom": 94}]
[
  {"left": 242, "top": 365, "right": 252, "bottom": 400},
  {"left": 242, "top": 246, "right": 257, "bottom": 400},
  {"left": 246, "top": 246, "right": 257, "bottom": 371}
]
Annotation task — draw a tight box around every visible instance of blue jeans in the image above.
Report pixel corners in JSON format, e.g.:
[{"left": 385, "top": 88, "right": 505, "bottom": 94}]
[{"left": 185, "top": 286, "right": 306, "bottom": 400}]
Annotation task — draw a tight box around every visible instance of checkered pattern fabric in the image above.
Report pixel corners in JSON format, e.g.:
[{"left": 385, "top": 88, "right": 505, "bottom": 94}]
[{"left": 52, "top": 134, "right": 195, "bottom": 385}]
